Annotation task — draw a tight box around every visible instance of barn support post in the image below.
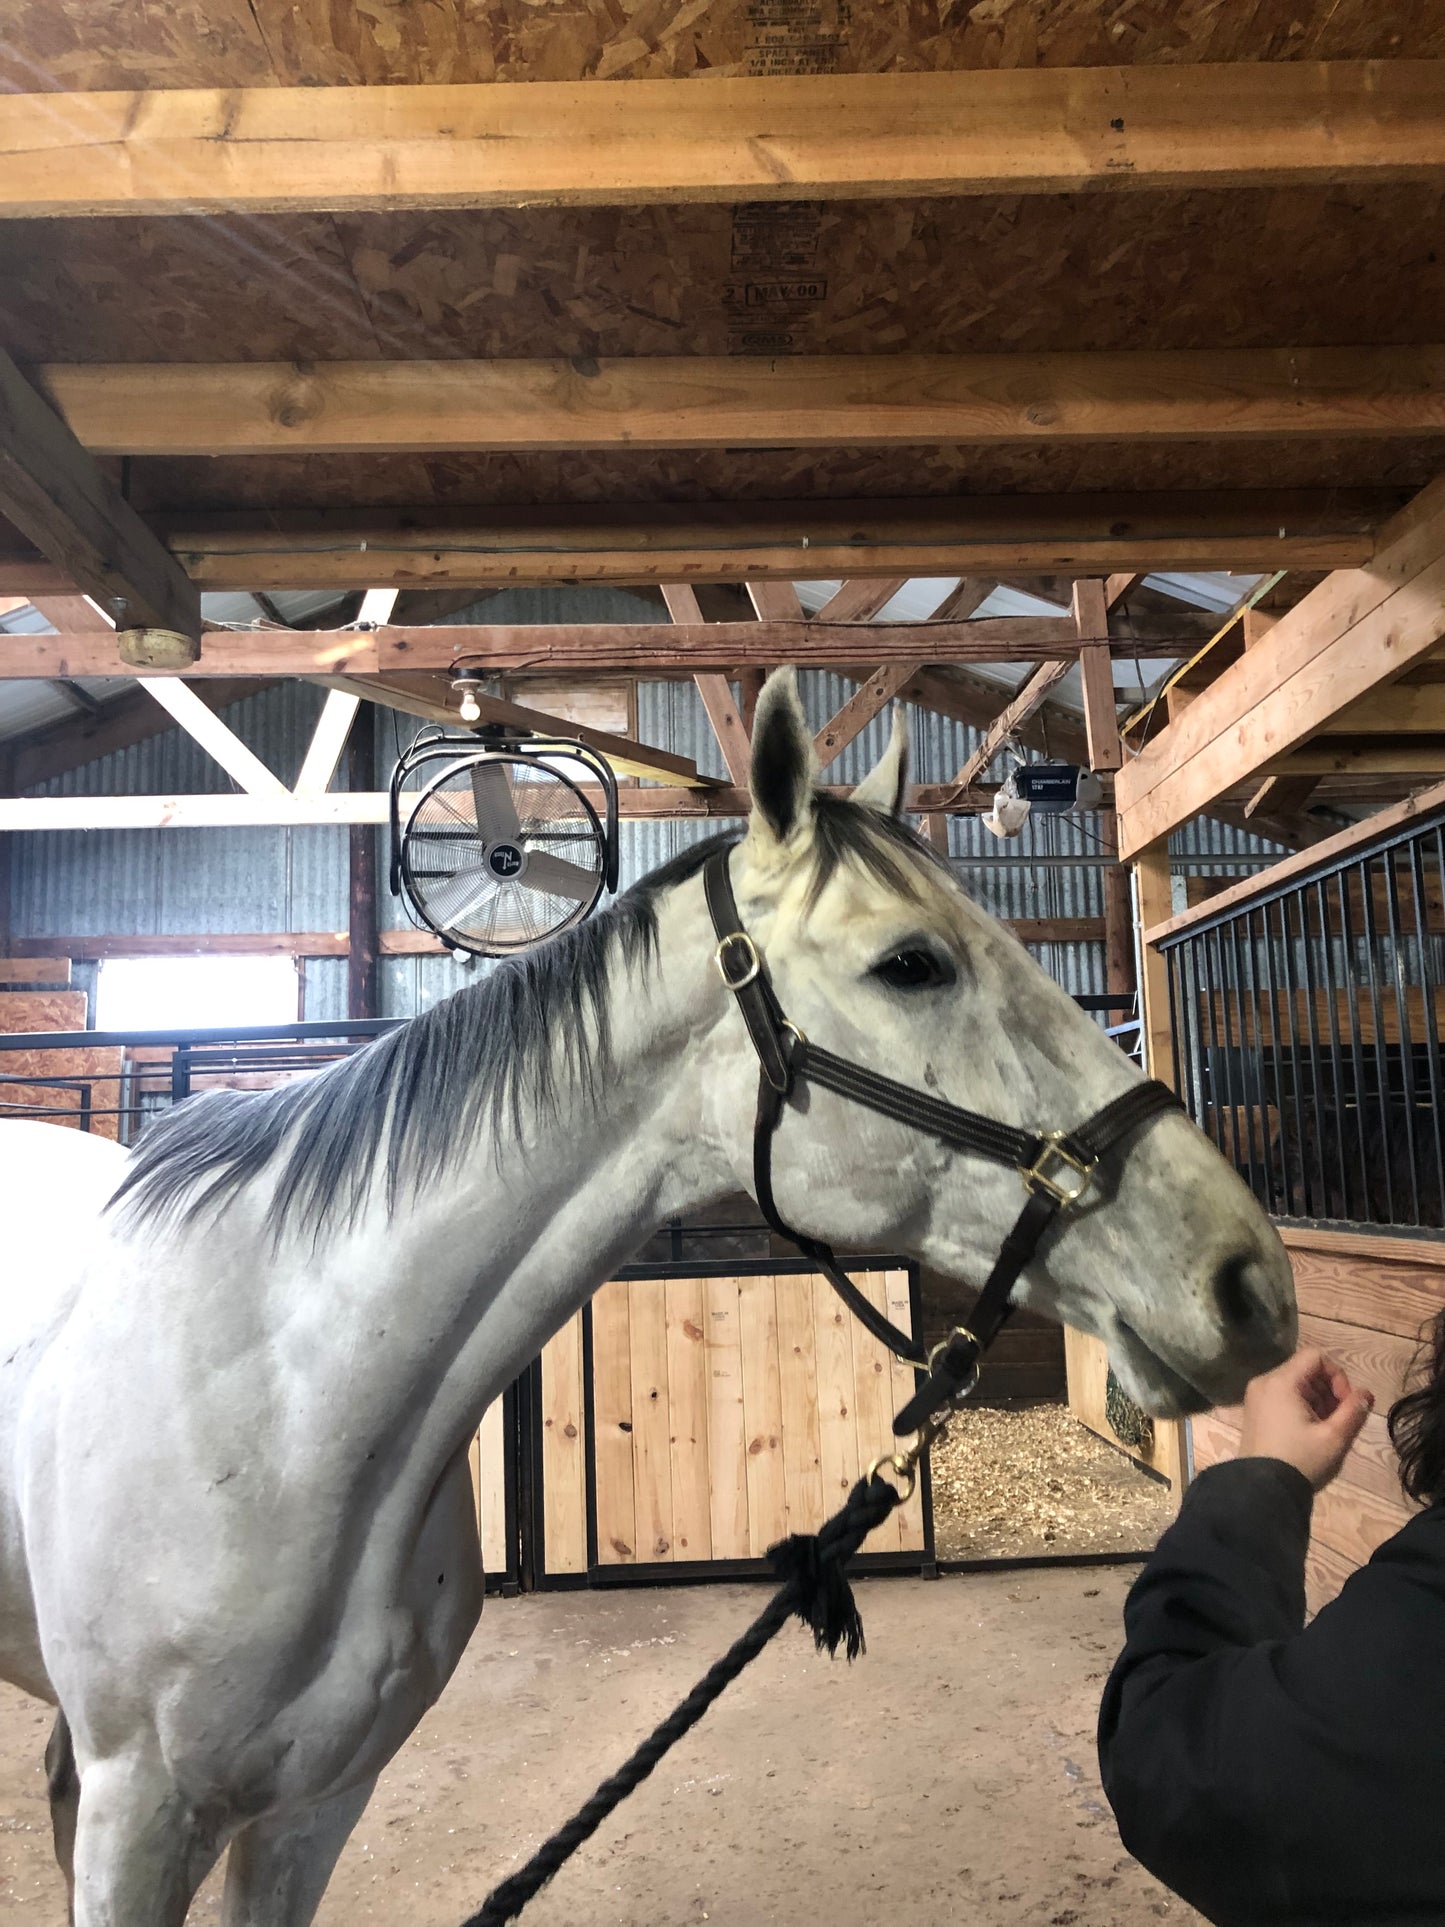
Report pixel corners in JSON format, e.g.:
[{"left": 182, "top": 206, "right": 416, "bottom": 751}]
[
  {"left": 1100, "top": 808, "right": 1135, "bottom": 1001},
  {"left": 347, "top": 700, "right": 378, "bottom": 1022},
  {"left": 1063, "top": 836, "right": 1188, "bottom": 1498}
]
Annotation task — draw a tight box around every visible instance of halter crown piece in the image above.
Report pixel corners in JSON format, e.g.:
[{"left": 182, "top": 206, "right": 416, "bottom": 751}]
[{"left": 702, "top": 849, "right": 1183, "bottom": 1436}]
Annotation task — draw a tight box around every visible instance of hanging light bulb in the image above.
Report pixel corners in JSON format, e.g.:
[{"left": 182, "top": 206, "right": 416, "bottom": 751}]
[{"left": 451, "top": 670, "right": 483, "bottom": 724}]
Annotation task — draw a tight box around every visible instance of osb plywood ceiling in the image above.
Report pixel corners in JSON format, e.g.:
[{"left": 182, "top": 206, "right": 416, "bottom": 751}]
[{"left": 2, "top": 0, "right": 1440, "bottom": 92}]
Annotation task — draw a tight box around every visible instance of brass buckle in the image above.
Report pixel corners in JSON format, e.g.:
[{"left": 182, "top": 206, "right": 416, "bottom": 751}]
[
  {"left": 715, "top": 931, "right": 761, "bottom": 991},
  {"left": 1021, "top": 1131, "right": 1095, "bottom": 1206}
]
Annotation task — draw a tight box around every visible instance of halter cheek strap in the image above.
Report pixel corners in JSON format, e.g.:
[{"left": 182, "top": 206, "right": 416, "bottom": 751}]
[{"left": 702, "top": 849, "right": 1183, "bottom": 1436}]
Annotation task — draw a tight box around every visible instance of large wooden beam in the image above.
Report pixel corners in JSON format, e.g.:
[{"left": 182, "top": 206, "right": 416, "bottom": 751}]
[
  {"left": 1073, "top": 578, "right": 1122, "bottom": 773},
  {"left": 692, "top": 675, "right": 751, "bottom": 786},
  {"left": 0, "top": 782, "right": 1002, "bottom": 831},
  {"left": 813, "top": 578, "right": 910, "bottom": 623},
  {"left": 4, "top": 64, "right": 1439, "bottom": 218},
  {"left": 38, "top": 348, "right": 1445, "bottom": 457},
  {"left": 45, "top": 491, "right": 1384, "bottom": 595},
  {"left": 0, "top": 616, "right": 1092, "bottom": 679},
  {"left": 1116, "top": 477, "right": 1445, "bottom": 859},
  {"left": 0, "top": 347, "right": 199, "bottom": 648}
]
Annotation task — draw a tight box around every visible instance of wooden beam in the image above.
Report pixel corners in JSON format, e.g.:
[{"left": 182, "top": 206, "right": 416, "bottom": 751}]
[
  {"left": 0, "top": 346, "right": 199, "bottom": 646},
  {"left": 329, "top": 672, "right": 713, "bottom": 787},
  {"left": 1245, "top": 773, "right": 1321, "bottom": 819},
  {"left": 1144, "top": 773, "right": 1445, "bottom": 945},
  {"left": 1104, "top": 573, "right": 1143, "bottom": 611},
  {"left": 1116, "top": 476, "right": 1445, "bottom": 858},
  {"left": 948, "top": 660, "right": 1074, "bottom": 791},
  {"left": 1074, "top": 579, "right": 1122, "bottom": 773},
  {"left": 737, "top": 669, "right": 764, "bottom": 737},
  {"left": 295, "top": 689, "right": 360, "bottom": 796},
  {"left": 812, "top": 578, "right": 909, "bottom": 623},
  {"left": 692, "top": 675, "right": 751, "bottom": 787},
  {"left": 137, "top": 678, "right": 288, "bottom": 796},
  {"left": 60, "top": 491, "right": 1387, "bottom": 595},
  {"left": 0, "top": 782, "right": 1009, "bottom": 831},
  {"left": 13, "top": 932, "right": 350, "bottom": 958},
  {"left": 39, "top": 348, "right": 1445, "bottom": 457},
  {"left": 0, "top": 616, "right": 1095, "bottom": 680},
  {"left": 1258, "top": 740, "right": 1445, "bottom": 776},
  {"left": 1099, "top": 810, "right": 1135, "bottom": 1000},
  {"left": 813, "top": 665, "right": 918, "bottom": 771},
  {"left": 1323, "top": 683, "right": 1445, "bottom": 733},
  {"left": 746, "top": 580, "right": 805, "bottom": 622},
  {"left": 6, "top": 64, "right": 1441, "bottom": 218},
  {"left": 927, "top": 580, "right": 996, "bottom": 620},
  {"left": 1135, "top": 849, "right": 1176, "bottom": 1089},
  {"left": 659, "top": 582, "right": 704, "bottom": 624}
]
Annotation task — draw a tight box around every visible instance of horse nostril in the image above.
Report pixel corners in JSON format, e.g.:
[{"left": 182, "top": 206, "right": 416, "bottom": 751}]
[{"left": 1213, "top": 1252, "right": 1275, "bottom": 1335}]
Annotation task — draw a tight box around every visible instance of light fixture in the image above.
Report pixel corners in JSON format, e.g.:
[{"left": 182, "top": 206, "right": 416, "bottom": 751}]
[{"left": 450, "top": 669, "right": 484, "bottom": 725}]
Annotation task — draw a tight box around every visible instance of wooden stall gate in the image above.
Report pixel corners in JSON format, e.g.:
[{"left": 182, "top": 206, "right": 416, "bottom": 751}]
[{"left": 469, "top": 1257, "right": 932, "bottom": 1590}]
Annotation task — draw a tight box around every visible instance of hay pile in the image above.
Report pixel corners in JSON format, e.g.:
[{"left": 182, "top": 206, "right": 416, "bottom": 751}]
[{"left": 929, "top": 1404, "right": 1176, "bottom": 1562}]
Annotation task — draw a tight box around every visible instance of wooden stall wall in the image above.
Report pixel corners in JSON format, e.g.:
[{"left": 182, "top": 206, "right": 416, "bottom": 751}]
[
  {"left": 536, "top": 1265, "right": 928, "bottom": 1582},
  {"left": 1192, "top": 1227, "right": 1442, "bottom": 1614},
  {"left": 0, "top": 983, "right": 123, "bottom": 1138}
]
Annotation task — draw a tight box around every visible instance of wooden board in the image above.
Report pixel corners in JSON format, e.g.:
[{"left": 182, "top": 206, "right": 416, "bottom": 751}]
[
  {"left": 775, "top": 1271, "right": 825, "bottom": 1541},
  {"left": 476, "top": 1395, "right": 509, "bottom": 1581},
  {"left": 848, "top": 1269, "right": 902, "bottom": 1553},
  {"left": 738, "top": 1272, "right": 787, "bottom": 1557},
  {"left": 0, "top": 958, "right": 71, "bottom": 983},
  {"left": 884, "top": 1266, "right": 928, "bottom": 1552},
  {"left": 539, "top": 1312, "right": 587, "bottom": 1576},
  {"left": 590, "top": 1277, "right": 635, "bottom": 1564},
  {"left": 664, "top": 1277, "right": 712, "bottom": 1563},
  {"left": 1064, "top": 1323, "right": 1186, "bottom": 1491},
  {"left": 812, "top": 1275, "right": 862, "bottom": 1514},
  {"left": 704, "top": 1275, "right": 749, "bottom": 1561}
]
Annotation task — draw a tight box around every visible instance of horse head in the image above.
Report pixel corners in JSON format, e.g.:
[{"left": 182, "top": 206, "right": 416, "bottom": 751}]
[{"left": 709, "top": 669, "right": 1296, "bottom": 1416}]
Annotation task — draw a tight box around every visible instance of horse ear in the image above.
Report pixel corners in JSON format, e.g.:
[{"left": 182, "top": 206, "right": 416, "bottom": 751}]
[
  {"left": 747, "top": 667, "right": 817, "bottom": 847},
  {"left": 851, "top": 706, "right": 909, "bottom": 817}
]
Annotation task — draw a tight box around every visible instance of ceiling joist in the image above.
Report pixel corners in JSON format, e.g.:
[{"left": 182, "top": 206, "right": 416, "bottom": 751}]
[
  {"left": 3, "top": 63, "right": 1438, "bottom": 220},
  {"left": 36, "top": 347, "right": 1445, "bottom": 457},
  {"left": 0, "top": 345, "right": 200, "bottom": 650}
]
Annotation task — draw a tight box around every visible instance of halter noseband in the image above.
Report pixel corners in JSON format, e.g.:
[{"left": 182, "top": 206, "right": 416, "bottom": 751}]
[{"left": 703, "top": 848, "right": 1182, "bottom": 1436}]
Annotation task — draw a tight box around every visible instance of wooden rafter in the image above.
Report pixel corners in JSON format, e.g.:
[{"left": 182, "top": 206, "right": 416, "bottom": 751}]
[
  {"left": 814, "top": 665, "right": 919, "bottom": 772},
  {"left": 1116, "top": 476, "right": 1445, "bottom": 858},
  {"left": 1245, "top": 774, "right": 1321, "bottom": 820},
  {"left": 325, "top": 672, "right": 712, "bottom": 789},
  {"left": 1104, "top": 573, "right": 1144, "bottom": 610},
  {"left": 692, "top": 676, "right": 750, "bottom": 787},
  {"left": 1, "top": 491, "right": 1381, "bottom": 596},
  {"left": 0, "top": 346, "right": 199, "bottom": 650},
  {"left": 38, "top": 348, "right": 1445, "bottom": 456},
  {"left": 947, "top": 661, "right": 1074, "bottom": 793},
  {"left": 139, "top": 679, "right": 289, "bottom": 796},
  {"left": 812, "top": 578, "right": 910, "bottom": 623},
  {"left": 746, "top": 580, "right": 805, "bottom": 622},
  {"left": 5, "top": 64, "right": 1439, "bottom": 219}
]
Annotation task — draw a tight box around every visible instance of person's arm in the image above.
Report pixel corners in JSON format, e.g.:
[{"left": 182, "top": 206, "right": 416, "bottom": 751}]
[{"left": 1097, "top": 1352, "right": 1372, "bottom": 1923}]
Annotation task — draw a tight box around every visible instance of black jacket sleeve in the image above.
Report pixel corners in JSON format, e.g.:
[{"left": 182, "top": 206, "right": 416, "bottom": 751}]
[{"left": 1098, "top": 1460, "right": 1445, "bottom": 1927}]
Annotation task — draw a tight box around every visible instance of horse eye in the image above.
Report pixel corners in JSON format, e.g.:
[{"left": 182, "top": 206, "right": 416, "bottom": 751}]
[{"left": 870, "top": 947, "right": 956, "bottom": 992}]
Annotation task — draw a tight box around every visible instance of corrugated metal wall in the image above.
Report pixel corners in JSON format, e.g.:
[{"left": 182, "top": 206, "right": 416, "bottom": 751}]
[{"left": 4, "top": 610, "right": 1286, "bottom": 1022}]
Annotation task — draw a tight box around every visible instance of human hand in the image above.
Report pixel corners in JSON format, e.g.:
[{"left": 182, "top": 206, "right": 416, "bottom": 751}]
[{"left": 1235, "top": 1349, "right": 1374, "bottom": 1492}]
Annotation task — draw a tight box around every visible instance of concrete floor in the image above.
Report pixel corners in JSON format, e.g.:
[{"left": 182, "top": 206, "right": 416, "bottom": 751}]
[{"left": 0, "top": 1567, "right": 1201, "bottom": 1926}]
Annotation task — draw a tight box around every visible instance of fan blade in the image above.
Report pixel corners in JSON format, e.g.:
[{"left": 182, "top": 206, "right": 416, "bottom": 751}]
[
  {"left": 517, "top": 851, "right": 597, "bottom": 903},
  {"left": 471, "top": 760, "right": 522, "bottom": 842},
  {"left": 434, "top": 871, "right": 504, "bottom": 931}
]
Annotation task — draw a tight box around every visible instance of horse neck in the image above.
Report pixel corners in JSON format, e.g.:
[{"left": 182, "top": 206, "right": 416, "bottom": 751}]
[{"left": 339, "top": 878, "right": 734, "bottom": 1437}]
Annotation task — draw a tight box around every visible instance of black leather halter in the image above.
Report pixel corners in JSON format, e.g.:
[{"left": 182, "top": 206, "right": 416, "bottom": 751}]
[{"left": 703, "top": 849, "right": 1183, "bottom": 1436}]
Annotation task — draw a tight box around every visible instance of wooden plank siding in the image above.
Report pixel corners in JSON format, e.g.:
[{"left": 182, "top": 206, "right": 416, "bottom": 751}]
[
  {"left": 1190, "top": 1227, "right": 1444, "bottom": 1614},
  {"left": 531, "top": 1268, "right": 927, "bottom": 1579}
]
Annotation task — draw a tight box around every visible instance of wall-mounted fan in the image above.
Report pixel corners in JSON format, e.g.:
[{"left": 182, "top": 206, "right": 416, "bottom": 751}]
[{"left": 389, "top": 726, "right": 620, "bottom": 957}]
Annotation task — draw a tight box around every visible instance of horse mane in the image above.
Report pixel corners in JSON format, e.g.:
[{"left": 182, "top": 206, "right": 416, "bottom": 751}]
[{"left": 110, "top": 799, "right": 945, "bottom": 1242}]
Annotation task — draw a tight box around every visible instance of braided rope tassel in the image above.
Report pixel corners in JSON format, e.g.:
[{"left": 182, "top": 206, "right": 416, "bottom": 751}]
[{"left": 463, "top": 1473, "right": 902, "bottom": 1927}]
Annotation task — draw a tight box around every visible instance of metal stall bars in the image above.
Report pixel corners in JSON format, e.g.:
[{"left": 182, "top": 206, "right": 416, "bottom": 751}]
[{"left": 1158, "top": 801, "right": 1445, "bottom": 1231}]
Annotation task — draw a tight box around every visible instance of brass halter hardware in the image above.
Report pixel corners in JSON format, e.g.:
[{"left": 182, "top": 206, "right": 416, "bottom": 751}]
[
  {"left": 1020, "top": 1131, "right": 1097, "bottom": 1206},
  {"left": 714, "top": 931, "right": 762, "bottom": 991}
]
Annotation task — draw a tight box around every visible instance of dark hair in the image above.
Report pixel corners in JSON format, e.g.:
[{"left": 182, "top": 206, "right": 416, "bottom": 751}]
[{"left": 1388, "top": 1306, "right": 1445, "bottom": 1504}]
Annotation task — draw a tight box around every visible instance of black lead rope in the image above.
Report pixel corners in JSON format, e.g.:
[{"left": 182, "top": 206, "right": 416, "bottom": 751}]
[
  {"left": 456, "top": 851, "right": 1183, "bottom": 1927},
  {"left": 462, "top": 1472, "right": 904, "bottom": 1927}
]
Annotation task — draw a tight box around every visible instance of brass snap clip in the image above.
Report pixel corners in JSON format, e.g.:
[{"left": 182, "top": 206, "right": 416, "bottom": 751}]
[
  {"left": 867, "top": 1411, "right": 952, "bottom": 1505},
  {"left": 714, "top": 931, "right": 762, "bottom": 991},
  {"left": 1021, "top": 1130, "right": 1096, "bottom": 1206}
]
